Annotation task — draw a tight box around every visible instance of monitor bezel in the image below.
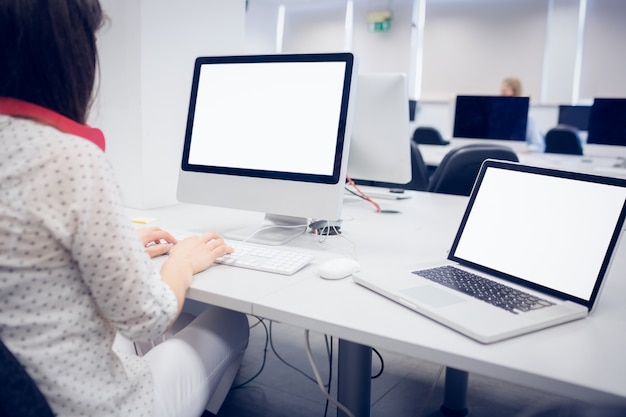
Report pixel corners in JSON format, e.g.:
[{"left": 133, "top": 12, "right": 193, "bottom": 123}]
[{"left": 180, "top": 53, "right": 355, "bottom": 185}]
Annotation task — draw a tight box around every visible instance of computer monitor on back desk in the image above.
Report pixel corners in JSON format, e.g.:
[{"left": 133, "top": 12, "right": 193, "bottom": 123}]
[
  {"left": 558, "top": 105, "right": 591, "bottom": 131},
  {"left": 587, "top": 98, "right": 626, "bottom": 147},
  {"left": 452, "top": 95, "right": 529, "bottom": 141},
  {"left": 176, "top": 53, "right": 358, "bottom": 245}
]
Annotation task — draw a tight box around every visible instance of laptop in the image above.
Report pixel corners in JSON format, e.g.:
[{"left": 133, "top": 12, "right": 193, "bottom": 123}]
[{"left": 353, "top": 159, "right": 626, "bottom": 343}]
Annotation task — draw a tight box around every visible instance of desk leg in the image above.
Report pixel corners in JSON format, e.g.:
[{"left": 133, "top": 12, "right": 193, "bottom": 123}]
[
  {"left": 440, "top": 367, "right": 469, "bottom": 417},
  {"left": 337, "top": 339, "right": 372, "bottom": 417}
]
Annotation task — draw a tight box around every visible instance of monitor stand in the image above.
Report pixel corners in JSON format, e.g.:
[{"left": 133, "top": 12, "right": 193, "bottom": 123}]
[{"left": 224, "top": 214, "right": 309, "bottom": 246}]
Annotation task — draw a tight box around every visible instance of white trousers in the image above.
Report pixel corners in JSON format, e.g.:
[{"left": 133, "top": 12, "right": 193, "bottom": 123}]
[{"left": 116, "top": 305, "right": 249, "bottom": 417}]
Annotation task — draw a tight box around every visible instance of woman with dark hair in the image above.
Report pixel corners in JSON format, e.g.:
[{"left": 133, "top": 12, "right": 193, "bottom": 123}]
[{"left": 0, "top": 1, "right": 249, "bottom": 416}]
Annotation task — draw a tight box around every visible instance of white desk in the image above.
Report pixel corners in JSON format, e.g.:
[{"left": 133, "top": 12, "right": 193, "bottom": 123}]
[
  {"left": 127, "top": 193, "right": 626, "bottom": 416},
  {"left": 419, "top": 138, "right": 626, "bottom": 179}
]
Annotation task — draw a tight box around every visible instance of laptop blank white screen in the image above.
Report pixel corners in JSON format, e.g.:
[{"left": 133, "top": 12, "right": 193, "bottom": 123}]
[{"left": 452, "top": 166, "right": 626, "bottom": 301}]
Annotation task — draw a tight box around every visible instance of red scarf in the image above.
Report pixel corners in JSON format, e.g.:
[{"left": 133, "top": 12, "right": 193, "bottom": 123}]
[{"left": 0, "top": 97, "right": 106, "bottom": 151}]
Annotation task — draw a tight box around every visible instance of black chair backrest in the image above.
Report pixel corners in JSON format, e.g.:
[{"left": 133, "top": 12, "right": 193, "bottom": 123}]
[
  {"left": 544, "top": 125, "right": 583, "bottom": 155},
  {"left": 0, "top": 339, "right": 55, "bottom": 417},
  {"left": 412, "top": 126, "right": 449, "bottom": 145},
  {"left": 428, "top": 144, "right": 519, "bottom": 196},
  {"left": 404, "top": 141, "right": 430, "bottom": 191}
]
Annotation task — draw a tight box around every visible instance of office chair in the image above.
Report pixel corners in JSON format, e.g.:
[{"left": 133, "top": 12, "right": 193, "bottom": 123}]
[
  {"left": 405, "top": 141, "right": 430, "bottom": 191},
  {"left": 0, "top": 339, "right": 55, "bottom": 417},
  {"left": 412, "top": 126, "right": 449, "bottom": 145},
  {"left": 427, "top": 144, "right": 519, "bottom": 196},
  {"left": 544, "top": 125, "right": 584, "bottom": 155}
]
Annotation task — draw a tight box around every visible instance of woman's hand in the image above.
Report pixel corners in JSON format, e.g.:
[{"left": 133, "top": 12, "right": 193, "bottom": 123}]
[
  {"left": 136, "top": 226, "right": 178, "bottom": 258},
  {"left": 160, "top": 231, "right": 233, "bottom": 317},
  {"left": 167, "top": 231, "right": 233, "bottom": 276}
]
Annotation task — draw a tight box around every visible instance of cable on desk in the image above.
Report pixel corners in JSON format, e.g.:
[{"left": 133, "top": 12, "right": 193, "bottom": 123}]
[
  {"left": 305, "top": 329, "right": 356, "bottom": 417},
  {"left": 310, "top": 219, "right": 343, "bottom": 242},
  {"left": 232, "top": 316, "right": 269, "bottom": 389},
  {"left": 345, "top": 176, "right": 382, "bottom": 213}
]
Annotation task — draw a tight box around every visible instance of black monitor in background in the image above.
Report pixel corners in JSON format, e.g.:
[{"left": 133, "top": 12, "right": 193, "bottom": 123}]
[
  {"left": 587, "top": 98, "right": 626, "bottom": 146},
  {"left": 409, "top": 99, "right": 417, "bottom": 121},
  {"left": 558, "top": 105, "right": 591, "bottom": 131},
  {"left": 453, "top": 95, "right": 529, "bottom": 141}
]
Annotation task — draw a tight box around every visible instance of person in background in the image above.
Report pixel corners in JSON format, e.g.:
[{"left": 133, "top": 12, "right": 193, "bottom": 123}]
[
  {"left": 0, "top": 1, "right": 249, "bottom": 416},
  {"left": 501, "top": 77, "right": 545, "bottom": 152}
]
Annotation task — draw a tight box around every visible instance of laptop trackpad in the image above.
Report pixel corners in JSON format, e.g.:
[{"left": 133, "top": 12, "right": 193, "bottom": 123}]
[{"left": 401, "top": 285, "right": 467, "bottom": 308}]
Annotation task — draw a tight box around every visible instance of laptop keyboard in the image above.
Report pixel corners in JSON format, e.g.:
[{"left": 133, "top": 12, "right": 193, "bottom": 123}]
[{"left": 413, "top": 265, "right": 555, "bottom": 314}]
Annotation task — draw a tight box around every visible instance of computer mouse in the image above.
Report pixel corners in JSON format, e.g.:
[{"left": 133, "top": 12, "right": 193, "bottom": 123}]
[{"left": 316, "top": 258, "right": 360, "bottom": 280}]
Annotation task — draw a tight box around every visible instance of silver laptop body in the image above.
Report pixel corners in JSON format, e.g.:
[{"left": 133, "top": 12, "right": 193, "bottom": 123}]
[{"left": 353, "top": 159, "right": 626, "bottom": 343}]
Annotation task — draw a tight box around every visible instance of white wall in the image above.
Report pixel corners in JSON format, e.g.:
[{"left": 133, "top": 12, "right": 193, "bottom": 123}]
[
  {"left": 245, "top": 0, "right": 279, "bottom": 53},
  {"left": 421, "top": 0, "right": 548, "bottom": 102},
  {"left": 91, "top": 0, "right": 246, "bottom": 209},
  {"left": 246, "top": 0, "right": 624, "bottom": 142},
  {"left": 283, "top": 2, "right": 348, "bottom": 53},
  {"left": 351, "top": 1, "right": 414, "bottom": 74},
  {"left": 247, "top": 0, "right": 626, "bottom": 101}
]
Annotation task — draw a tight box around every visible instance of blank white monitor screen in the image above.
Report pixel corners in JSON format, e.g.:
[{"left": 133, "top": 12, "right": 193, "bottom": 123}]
[
  {"left": 177, "top": 53, "right": 357, "bottom": 245},
  {"left": 347, "top": 73, "right": 411, "bottom": 184}
]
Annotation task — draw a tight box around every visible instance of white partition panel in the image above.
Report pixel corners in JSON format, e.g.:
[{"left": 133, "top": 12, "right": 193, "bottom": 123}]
[
  {"left": 92, "top": 0, "right": 245, "bottom": 209},
  {"left": 580, "top": 0, "right": 626, "bottom": 100}
]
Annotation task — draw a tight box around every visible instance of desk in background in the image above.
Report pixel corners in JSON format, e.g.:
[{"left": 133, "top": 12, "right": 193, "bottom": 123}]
[
  {"left": 418, "top": 138, "right": 626, "bottom": 179},
  {"left": 128, "top": 193, "right": 626, "bottom": 416}
]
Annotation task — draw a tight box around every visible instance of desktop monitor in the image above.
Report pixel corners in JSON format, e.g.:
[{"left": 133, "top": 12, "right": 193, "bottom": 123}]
[
  {"left": 347, "top": 73, "right": 412, "bottom": 185},
  {"left": 452, "top": 95, "right": 529, "bottom": 141},
  {"left": 558, "top": 105, "right": 591, "bottom": 131},
  {"left": 177, "top": 53, "right": 357, "bottom": 245},
  {"left": 587, "top": 98, "right": 626, "bottom": 146}
]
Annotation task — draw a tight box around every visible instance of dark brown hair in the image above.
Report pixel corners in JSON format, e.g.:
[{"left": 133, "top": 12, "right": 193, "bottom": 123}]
[{"left": 0, "top": 0, "right": 104, "bottom": 124}]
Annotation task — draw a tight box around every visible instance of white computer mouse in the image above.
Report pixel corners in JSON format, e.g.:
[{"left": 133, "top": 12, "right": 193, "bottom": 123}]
[{"left": 316, "top": 258, "right": 360, "bottom": 280}]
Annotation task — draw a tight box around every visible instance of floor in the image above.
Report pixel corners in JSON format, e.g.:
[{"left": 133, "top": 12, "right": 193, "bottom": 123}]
[{"left": 211, "top": 316, "right": 624, "bottom": 417}]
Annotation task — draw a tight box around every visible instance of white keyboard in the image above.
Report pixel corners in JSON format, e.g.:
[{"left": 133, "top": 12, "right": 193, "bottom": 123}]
[{"left": 215, "top": 241, "right": 314, "bottom": 276}]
